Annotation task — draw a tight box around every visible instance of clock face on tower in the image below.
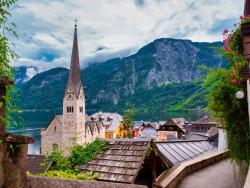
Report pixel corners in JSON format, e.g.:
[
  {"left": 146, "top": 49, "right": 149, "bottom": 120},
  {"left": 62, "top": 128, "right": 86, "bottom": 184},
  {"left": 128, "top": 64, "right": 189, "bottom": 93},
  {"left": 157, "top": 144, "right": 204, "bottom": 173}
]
[{"left": 67, "top": 94, "right": 74, "bottom": 101}]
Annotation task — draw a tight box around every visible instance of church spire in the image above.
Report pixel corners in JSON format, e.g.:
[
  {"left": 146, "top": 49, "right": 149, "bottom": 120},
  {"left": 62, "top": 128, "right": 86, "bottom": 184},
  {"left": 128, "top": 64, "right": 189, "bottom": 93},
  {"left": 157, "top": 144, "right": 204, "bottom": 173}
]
[
  {"left": 244, "top": 0, "right": 250, "bottom": 18},
  {"left": 67, "top": 20, "right": 82, "bottom": 97}
]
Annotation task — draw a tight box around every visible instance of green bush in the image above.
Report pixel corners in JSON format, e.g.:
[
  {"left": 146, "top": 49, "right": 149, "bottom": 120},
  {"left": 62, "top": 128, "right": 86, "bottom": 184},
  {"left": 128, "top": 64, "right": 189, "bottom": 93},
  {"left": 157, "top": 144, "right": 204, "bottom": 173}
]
[
  {"left": 69, "top": 140, "right": 109, "bottom": 167},
  {"left": 38, "top": 170, "right": 99, "bottom": 181},
  {"left": 42, "top": 148, "right": 71, "bottom": 171},
  {"left": 40, "top": 140, "right": 109, "bottom": 180}
]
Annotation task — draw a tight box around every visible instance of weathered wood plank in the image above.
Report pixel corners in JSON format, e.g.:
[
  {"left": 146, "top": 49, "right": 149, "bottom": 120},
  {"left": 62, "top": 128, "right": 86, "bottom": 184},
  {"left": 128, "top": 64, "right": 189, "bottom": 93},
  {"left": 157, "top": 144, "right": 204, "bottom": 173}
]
[
  {"left": 81, "top": 164, "right": 138, "bottom": 175},
  {"left": 88, "top": 159, "right": 140, "bottom": 169}
]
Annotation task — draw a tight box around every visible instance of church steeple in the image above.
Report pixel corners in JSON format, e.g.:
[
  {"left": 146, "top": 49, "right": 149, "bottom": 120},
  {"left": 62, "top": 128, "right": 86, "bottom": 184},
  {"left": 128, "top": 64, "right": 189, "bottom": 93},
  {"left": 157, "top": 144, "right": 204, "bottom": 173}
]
[
  {"left": 244, "top": 0, "right": 250, "bottom": 18},
  {"left": 66, "top": 20, "right": 82, "bottom": 97}
]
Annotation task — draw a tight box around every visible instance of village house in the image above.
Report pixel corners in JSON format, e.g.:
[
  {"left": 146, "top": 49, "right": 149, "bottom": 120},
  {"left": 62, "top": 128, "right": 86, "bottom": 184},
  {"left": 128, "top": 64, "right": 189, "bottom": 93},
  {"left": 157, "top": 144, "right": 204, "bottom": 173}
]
[
  {"left": 185, "top": 116, "right": 217, "bottom": 132},
  {"left": 157, "top": 118, "right": 187, "bottom": 141},
  {"left": 90, "top": 112, "right": 123, "bottom": 138},
  {"left": 131, "top": 127, "right": 140, "bottom": 138},
  {"left": 40, "top": 23, "right": 105, "bottom": 154},
  {"left": 139, "top": 122, "right": 157, "bottom": 140}
]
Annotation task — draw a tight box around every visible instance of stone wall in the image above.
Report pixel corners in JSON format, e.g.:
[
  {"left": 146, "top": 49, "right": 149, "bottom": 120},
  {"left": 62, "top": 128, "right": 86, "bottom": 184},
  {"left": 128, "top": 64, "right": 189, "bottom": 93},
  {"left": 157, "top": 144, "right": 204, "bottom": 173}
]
[
  {"left": 0, "top": 134, "right": 33, "bottom": 188},
  {"left": 27, "top": 176, "right": 148, "bottom": 188},
  {"left": 41, "top": 117, "right": 64, "bottom": 154},
  {"left": 244, "top": 167, "right": 250, "bottom": 188},
  {"left": 0, "top": 78, "right": 34, "bottom": 188}
]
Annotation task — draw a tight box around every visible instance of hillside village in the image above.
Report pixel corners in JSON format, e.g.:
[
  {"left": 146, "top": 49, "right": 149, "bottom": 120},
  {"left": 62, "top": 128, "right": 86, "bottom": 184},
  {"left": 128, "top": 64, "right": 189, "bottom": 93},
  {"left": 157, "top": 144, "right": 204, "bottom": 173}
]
[
  {"left": 39, "top": 22, "right": 221, "bottom": 156},
  {"left": 0, "top": 1, "right": 250, "bottom": 188}
]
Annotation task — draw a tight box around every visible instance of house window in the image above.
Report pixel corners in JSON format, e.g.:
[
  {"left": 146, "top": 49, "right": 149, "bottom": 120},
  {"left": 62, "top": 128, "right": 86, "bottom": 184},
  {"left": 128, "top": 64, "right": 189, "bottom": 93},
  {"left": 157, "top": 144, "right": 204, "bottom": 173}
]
[
  {"left": 54, "top": 126, "right": 56, "bottom": 132},
  {"left": 67, "top": 106, "right": 74, "bottom": 113},
  {"left": 79, "top": 107, "right": 83, "bottom": 113},
  {"left": 52, "top": 144, "right": 58, "bottom": 150}
]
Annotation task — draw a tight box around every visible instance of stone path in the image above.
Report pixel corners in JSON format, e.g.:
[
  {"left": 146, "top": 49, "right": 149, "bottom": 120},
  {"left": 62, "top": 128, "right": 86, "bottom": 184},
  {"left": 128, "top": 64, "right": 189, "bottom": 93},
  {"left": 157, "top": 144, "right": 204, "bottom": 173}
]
[{"left": 178, "top": 159, "right": 245, "bottom": 188}]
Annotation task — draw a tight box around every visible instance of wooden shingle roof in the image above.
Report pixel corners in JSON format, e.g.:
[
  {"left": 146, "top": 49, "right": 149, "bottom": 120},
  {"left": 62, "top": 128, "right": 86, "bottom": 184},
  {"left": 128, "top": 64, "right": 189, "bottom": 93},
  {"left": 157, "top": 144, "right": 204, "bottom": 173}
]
[{"left": 80, "top": 138, "right": 151, "bottom": 184}]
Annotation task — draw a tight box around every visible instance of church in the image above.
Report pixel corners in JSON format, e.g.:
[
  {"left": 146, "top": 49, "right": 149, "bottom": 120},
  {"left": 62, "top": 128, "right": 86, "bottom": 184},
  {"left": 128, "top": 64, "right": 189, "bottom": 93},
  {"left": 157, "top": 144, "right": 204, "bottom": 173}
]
[{"left": 41, "top": 23, "right": 105, "bottom": 154}]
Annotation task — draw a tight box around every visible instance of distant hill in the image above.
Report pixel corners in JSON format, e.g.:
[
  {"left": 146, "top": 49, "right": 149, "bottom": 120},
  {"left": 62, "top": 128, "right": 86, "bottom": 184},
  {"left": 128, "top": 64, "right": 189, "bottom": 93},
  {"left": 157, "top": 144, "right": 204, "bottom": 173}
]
[
  {"left": 16, "top": 38, "right": 226, "bottom": 113},
  {"left": 14, "top": 66, "right": 39, "bottom": 87}
]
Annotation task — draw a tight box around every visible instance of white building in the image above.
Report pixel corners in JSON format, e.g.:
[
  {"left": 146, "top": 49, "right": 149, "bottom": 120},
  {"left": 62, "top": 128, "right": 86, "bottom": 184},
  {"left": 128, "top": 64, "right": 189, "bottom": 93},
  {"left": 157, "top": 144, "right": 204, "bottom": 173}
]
[
  {"left": 90, "top": 112, "right": 123, "bottom": 138},
  {"left": 139, "top": 122, "right": 159, "bottom": 140}
]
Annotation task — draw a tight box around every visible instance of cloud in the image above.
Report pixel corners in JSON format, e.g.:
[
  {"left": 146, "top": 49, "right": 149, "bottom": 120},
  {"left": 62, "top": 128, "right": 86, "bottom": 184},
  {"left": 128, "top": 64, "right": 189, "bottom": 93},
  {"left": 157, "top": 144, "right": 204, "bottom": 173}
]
[{"left": 8, "top": 0, "right": 243, "bottom": 74}]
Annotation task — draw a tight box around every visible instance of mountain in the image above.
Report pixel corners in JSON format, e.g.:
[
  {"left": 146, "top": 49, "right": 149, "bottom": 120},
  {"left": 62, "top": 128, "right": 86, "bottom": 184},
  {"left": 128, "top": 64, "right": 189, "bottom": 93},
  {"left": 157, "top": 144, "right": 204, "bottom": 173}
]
[
  {"left": 14, "top": 66, "right": 39, "bottom": 86},
  {"left": 16, "top": 38, "right": 226, "bottom": 113}
]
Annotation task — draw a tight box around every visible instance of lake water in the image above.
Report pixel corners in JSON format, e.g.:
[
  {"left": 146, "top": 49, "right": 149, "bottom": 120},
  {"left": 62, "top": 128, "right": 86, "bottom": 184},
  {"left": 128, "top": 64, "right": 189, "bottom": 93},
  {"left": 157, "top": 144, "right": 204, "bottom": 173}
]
[{"left": 9, "top": 110, "right": 206, "bottom": 154}]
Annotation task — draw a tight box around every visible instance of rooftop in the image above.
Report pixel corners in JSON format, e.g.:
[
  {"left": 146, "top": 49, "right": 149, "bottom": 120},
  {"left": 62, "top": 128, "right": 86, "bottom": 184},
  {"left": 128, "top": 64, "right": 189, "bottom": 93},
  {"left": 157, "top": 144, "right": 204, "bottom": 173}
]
[
  {"left": 153, "top": 140, "right": 216, "bottom": 167},
  {"left": 192, "top": 116, "right": 217, "bottom": 125},
  {"left": 80, "top": 138, "right": 151, "bottom": 184},
  {"left": 90, "top": 112, "right": 123, "bottom": 132}
]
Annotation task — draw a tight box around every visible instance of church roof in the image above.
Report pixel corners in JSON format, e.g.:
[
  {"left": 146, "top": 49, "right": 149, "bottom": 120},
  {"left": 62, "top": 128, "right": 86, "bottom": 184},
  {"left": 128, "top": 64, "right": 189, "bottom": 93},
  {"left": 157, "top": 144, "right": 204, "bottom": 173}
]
[
  {"left": 66, "top": 23, "right": 82, "bottom": 97},
  {"left": 55, "top": 115, "right": 63, "bottom": 125}
]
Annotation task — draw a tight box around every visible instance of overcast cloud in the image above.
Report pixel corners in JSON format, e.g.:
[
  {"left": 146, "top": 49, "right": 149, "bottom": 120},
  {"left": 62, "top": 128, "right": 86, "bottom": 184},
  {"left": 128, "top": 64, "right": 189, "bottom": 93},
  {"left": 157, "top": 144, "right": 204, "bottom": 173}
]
[{"left": 9, "top": 0, "right": 243, "bottom": 72}]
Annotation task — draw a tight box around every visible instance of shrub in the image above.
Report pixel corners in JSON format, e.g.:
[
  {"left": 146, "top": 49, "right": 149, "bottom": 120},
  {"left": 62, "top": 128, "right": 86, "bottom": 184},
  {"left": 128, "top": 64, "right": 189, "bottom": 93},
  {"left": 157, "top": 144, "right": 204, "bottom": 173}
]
[
  {"left": 42, "top": 148, "right": 71, "bottom": 171},
  {"left": 38, "top": 170, "right": 99, "bottom": 181},
  {"left": 69, "top": 140, "right": 109, "bottom": 167}
]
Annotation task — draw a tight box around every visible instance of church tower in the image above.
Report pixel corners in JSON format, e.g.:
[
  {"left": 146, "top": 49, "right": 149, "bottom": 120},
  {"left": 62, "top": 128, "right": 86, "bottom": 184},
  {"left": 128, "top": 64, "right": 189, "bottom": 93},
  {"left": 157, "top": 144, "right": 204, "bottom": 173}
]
[
  {"left": 41, "top": 22, "right": 104, "bottom": 155},
  {"left": 62, "top": 21, "right": 86, "bottom": 147}
]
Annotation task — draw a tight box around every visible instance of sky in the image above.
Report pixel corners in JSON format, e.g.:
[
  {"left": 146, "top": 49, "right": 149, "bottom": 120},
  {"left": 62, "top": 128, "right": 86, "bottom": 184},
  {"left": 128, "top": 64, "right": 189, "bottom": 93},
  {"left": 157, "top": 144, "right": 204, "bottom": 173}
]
[{"left": 9, "top": 0, "right": 244, "bottom": 73}]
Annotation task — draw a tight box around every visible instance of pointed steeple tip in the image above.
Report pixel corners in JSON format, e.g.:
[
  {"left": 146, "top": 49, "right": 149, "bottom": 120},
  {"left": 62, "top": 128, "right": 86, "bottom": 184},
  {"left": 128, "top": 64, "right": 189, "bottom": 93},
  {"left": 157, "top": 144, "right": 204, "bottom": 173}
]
[
  {"left": 66, "top": 19, "right": 82, "bottom": 97},
  {"left": 74, "top": 19, "right": 78, "bottom": 30}
]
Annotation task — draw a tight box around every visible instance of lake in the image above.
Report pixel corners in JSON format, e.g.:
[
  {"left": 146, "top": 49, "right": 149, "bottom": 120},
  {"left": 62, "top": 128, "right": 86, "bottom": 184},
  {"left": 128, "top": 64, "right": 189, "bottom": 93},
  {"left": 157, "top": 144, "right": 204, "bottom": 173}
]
[{"left": 8, "top": 110, "right": 206, "bottom": 154}]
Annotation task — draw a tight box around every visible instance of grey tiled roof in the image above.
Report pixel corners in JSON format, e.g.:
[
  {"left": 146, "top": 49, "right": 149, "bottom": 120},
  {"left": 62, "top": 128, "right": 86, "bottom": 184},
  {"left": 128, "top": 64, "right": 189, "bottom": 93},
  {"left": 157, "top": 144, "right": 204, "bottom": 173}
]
[
  {"left": 183, "top": 133, "right": 208, "bottom": 141},
  {"left": 154, "top": 140, "right": 215, "bottom": 167}
]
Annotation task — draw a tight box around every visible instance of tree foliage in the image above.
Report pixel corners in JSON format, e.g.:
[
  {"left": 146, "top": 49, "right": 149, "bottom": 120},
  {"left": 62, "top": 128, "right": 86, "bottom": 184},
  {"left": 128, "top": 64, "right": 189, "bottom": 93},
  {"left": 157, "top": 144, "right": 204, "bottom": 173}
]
[
  {"left": 121, "top": 109, "right": 135, "bottom": 138},
  {"left": 0, "top": 0, "right": 18, "bottom": 78},
  {"left": 0, "top": 0, "right": 20, "bottom": 129},
  {"left": 42, "top": 148, "right": 71, "bottom": 171},
  {"left": 69, "top": 140, "right": 109, "bottom": 167}
]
